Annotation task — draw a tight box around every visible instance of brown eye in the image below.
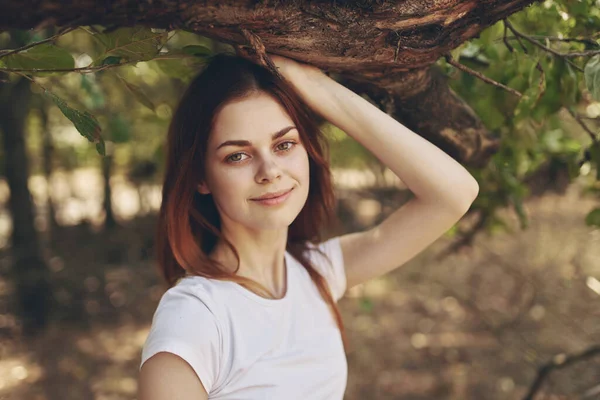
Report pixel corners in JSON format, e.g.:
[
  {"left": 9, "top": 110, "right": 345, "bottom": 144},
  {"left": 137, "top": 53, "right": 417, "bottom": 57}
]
[
  {"left": 225, "top": 141, "right": 296, "bottom": 165},
  {"left": 277, "top": 141, "right": 297, "bottom": 152},
  {"left": 226, "top": 153, "right": 248, "bottom": 163}
]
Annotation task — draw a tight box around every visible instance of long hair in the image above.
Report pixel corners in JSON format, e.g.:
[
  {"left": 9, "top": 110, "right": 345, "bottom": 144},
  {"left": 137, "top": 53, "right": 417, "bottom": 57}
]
[{"left": 155, "top": 52, "right": 346, "bottom": 349}]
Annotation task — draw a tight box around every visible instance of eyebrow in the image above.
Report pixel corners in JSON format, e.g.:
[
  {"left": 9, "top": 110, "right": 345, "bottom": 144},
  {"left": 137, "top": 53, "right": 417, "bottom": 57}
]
[{"left": 216, "top": 126, "right": 297, "bottom": 151}]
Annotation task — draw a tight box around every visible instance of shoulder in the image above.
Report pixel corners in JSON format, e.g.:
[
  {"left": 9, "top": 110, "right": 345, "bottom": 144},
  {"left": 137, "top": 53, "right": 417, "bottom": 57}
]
[
  {"left": 144, "top": 277, "right": 224, "bottom": 343},
  {"left": 302, "top": 236, "right": 346, "bottom": 301},
  {"left": 140, "top": 277, "right": 225, "bottom": 394},
  {"left": 304, "top": 236, "right": 342, "bottom": 259},
  {"left": 153, "top": 278, "right": 218, "bottom": 318}
]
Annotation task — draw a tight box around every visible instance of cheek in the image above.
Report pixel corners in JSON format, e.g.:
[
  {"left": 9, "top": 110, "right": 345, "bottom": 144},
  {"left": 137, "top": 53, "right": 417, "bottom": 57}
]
[
  {"left": 217, "top": 168, "right": 252, "bottom": 196},
  {"left": 291, "top": 147, "right": 310, "bottom": 178},
  {"left": 204, "top": 163, "right": 244, "bottom": 197}
]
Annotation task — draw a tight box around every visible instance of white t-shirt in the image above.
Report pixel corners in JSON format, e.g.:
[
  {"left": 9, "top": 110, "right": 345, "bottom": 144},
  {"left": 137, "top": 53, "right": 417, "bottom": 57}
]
[{"left": 140, "top": 236, "right": 347, "bottom": 399}]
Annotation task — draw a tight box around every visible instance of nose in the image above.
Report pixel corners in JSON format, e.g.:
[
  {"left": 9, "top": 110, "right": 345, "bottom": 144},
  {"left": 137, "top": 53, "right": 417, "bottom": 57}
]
[{"left": 255, "top": 153, "right": 282, "bottom": 183}]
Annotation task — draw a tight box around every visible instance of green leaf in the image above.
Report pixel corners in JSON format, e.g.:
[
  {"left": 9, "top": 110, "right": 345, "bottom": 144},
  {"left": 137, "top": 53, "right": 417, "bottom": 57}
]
[
  {"left": 510, "top": 193, "right": 529, "bottom": 229},
  {"left": 585, "top": 208, "right": 600, "bottom": 227},
  {"left": 92, "top": 27, "right": 168, "bottom": 65},
  {"left": 2, "top": 43, "right": 74, "bottom": 74},
  {"left": 584, "top": 55, "right": 600, "bottom": 101},
  {"left": 460, "top": 42, "right": 481, "bottom": 58},
  {"left": 513, "top": 85, "right": 541, "bottom": 124},
  {"left": 560, "top": 62, "right": 579, "bottom": 106},
  {"left": 80, "top": 75, "right": 105, "bottom": 109},
  {"left": 44, "top": 90, "right": 105, "bottom": 156},
  {"left": 117, "top": 75, "right": 155, "bottom": 112},
  {"left": 152, "top": 51, "right": 205, "bottom": 82},
  {"left": 450, "top": 47, "right": 462, "bottom": 63},
  {"left": 96, "top": 141, "right": 106, "bottom": 156},
  {"left": 182, "top": 45, "right": 213, "bottom": 58},
  {"left": 107, "top": 113, "right": 131, "bottom": 143},
  {"left": 100, "top": 56, "right": 123, "bottom": 66},
  {"left": 569, "top": 1, "right": 589, "bottom": 18},
  {"left": 542, "top": 129, "right": 563, "bottom": 153},
  {"left": 487, "top": 214, "right": 512, "bottom": 235},
  {"left": 589, "top": 141, "right": 600, "bottom": 181}
]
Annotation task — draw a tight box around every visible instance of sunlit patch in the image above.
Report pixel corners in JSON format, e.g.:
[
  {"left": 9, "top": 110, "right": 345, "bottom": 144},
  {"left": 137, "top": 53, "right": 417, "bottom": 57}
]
[
  {"left": 411, "top": 332, "right": 428, "bottom": 349},
  {"left": 498, "top": 377, "right": 515, "bottom": 392},
  {"left": 0, "top": 357, "right": 44, "bottom": 394},
  {"left": 586, "top": 276, "right": 600, "bottom": 296},
  {"left": 356, "top": 199, "right": 381, "bottom": 227}
]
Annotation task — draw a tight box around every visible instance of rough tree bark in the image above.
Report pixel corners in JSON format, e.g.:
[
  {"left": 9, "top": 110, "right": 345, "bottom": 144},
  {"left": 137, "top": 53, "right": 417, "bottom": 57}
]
[{"left": 0, "top": 0, "right": 538, "bottom": 166}]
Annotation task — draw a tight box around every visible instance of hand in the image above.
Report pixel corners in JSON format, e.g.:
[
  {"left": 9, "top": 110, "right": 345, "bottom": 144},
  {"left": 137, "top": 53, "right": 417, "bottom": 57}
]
[
  {"left": 234, "top": 30, "right": 324, "bottom": 82},
  {"left": 268, "top": 54, "right": 324, "bottom": 83}
]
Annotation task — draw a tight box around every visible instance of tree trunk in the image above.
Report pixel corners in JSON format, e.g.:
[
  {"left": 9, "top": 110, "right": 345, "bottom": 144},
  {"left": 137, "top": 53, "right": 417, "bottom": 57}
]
[
  {"left": 0, "top": 75, "right": 54, "bottom": 336},
  {"left": 102, "top": 153, "right": 116, "bottom": 230},
  {"left": 0, "top": 0, "right": 537, "bottom": 166},
  {"left": 40, "top": 99, "right": 60, "bottom": 237}
]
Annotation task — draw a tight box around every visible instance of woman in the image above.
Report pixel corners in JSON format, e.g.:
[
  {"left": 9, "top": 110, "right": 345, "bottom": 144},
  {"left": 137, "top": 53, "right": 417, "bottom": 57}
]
[{"left": 138, "top": 52, "right": 479, "bottom": 400}]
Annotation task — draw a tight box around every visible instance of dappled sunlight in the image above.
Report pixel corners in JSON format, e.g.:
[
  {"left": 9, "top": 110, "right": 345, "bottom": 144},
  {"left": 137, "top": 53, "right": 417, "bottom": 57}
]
[
  {"left": 0, "top": 169, "right": 164, "bottom": 242},
  {"left": 0, "top": 171, "right": 597, "bottom": 399},
  {"left": 74, "top": 324, "right": 149, "bottom": 362},
  {"left": 0, "top": 3, "right": 599, "bottom": 397},
  {"left": 0, "top": 356, "right": 44, "bottom": 395},
  {"left": 0, "top": 179, "right": 597, "bottom": 399},
  {"left": 331, "top": 167, "right": 404, "bottom": 189},
  {"left": 0, "top": 321, "right": 153, "bottom": 399},
  {"left": 0, "top": 167, "right": 386, "bottom": 244},
  {"left": 586, "top": 276, "right": 600, "bottom": 295}
]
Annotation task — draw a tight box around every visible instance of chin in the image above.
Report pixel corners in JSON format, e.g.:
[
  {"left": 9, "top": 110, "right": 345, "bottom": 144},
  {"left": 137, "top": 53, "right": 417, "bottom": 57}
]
[{"left": 251, "top": 214, "right": 299, "bottom": 230}]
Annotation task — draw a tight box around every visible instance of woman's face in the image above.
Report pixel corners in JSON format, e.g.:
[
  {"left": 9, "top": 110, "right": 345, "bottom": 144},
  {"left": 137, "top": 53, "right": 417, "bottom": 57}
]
[{"left": 198, "top": 91, "right": 310, "bottom": 232}]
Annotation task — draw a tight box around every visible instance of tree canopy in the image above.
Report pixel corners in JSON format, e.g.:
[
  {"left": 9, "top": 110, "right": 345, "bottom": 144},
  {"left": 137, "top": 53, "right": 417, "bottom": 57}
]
[{"left": 0, "top": 0, "right": 599, "bottom": 238}]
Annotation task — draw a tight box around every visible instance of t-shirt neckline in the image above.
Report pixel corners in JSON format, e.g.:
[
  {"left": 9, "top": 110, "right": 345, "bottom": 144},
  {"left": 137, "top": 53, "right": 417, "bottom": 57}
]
[{"left": 228, "top": 250, "right": 292, "bottom": 307}]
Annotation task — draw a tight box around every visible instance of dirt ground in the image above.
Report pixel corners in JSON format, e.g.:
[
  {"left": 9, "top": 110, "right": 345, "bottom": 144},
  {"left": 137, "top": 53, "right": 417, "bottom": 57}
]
[{"left": 0, "top": 177, "right": 599, "bottom": 400}]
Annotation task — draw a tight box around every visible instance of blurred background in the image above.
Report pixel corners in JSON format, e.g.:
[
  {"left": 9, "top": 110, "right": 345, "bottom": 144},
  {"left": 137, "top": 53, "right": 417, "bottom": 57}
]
[{"left": 0, "top": 1, "right": 600, "bottom": 399}]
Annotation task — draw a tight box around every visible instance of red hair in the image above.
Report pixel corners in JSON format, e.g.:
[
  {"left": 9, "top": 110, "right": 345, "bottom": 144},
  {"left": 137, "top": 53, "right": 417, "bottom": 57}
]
[{"left": 155, "top": 53, "right": 347, "bottom": 349}]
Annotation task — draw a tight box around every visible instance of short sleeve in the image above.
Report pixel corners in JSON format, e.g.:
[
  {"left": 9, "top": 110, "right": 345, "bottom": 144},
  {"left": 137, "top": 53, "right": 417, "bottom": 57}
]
[
  {"left": 309, "top": 236, "right": 347, "bottom": 302},
  {"left": 140, "top": 283, "right": 221, "bottom": 394}
]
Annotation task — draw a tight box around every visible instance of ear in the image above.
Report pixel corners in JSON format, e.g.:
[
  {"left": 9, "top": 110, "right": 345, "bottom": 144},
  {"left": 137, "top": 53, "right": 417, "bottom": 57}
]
[{"left": 197, "top": 182, "right": 211, "bottom": 195}]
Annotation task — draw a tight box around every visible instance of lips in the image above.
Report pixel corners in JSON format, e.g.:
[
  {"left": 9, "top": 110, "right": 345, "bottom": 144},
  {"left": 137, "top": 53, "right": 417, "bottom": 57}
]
[{"left": 251, "top": 188, "right": 293, "bottom": 201}]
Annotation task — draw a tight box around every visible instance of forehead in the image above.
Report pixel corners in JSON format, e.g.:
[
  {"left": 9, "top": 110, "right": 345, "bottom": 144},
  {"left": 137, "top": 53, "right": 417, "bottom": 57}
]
[{"left": 210, "top": 92, "right": 295, "bottom": 143}]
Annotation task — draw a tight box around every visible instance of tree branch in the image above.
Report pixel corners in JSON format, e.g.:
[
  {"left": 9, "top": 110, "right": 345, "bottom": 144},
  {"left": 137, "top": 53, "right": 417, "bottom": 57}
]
[
  {"left": 565, "top": 107, "right": 600, "bottom": 144},
  {"left": 0, "top": 27, "right": 75, "bottom": 60},
  {"left": 523, "top": 345, "right": 600, "bottom": 400},
  {"left": 0, "top": 0, "right": 538, "bottom": 167},
  {"left": 444, "top": 53, "right": 523, "bottom": 98},
  {"left": 503, "top": 19, "right": 584, "bottom": 72},
  {"left": 498, "top": 35, "right": 600, "bottom": 48},
  {"left": 0, "top": 53, "right": 197, "bottom": 74}
]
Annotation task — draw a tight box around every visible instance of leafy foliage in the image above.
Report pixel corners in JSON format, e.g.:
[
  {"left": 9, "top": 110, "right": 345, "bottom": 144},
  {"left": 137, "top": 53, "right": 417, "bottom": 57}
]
[
  {"left": 585, "top": 207, "right": 600, "bottom": 226},
  {"left": 585, "top": 55, "right": 600, "bottom": 101},
  {"left": 91, "top": 27, "right": 168, "bottom": 65},
  {"left": 118, "top": 75, "right": 156, "bottom": 112},
  {"left": 1, "top": 0, "right": 599, "bottom": 235},
  {"left": 437, "top": 0, "right": 600, "bottom": 232}
]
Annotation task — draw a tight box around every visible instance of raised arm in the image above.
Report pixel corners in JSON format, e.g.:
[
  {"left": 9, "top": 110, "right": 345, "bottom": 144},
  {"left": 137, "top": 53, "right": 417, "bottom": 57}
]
[{"left": 271, "top": 54, "right": 479, "bottom": 290}]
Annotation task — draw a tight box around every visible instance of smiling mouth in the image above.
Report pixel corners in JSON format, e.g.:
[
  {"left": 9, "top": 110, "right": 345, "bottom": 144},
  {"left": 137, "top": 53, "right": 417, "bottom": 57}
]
[
  {"left": 251, "top": 188, "right": 293, "bottom": 201},
  {"left": 249, "top": 187, "right": 294, "bottom": 204}
]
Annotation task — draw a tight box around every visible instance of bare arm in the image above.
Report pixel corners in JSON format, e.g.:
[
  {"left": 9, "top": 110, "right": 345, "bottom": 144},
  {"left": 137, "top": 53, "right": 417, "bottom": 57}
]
[
  {"left": 138, "top": 353, "right": 208, "bottom": 400},
  {"left": 272, "top": 56, "right": 479, "bottom": 209},
  {"left": 271, "top": 54, "right": 479, "bottom": 289}
]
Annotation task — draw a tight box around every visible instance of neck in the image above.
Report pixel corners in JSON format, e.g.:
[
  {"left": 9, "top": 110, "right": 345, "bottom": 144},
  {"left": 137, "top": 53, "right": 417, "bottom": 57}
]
[{"left": 209, "top": 228, "right": 289, "bottom": 298}]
